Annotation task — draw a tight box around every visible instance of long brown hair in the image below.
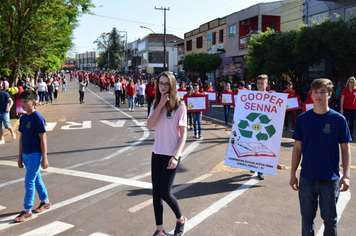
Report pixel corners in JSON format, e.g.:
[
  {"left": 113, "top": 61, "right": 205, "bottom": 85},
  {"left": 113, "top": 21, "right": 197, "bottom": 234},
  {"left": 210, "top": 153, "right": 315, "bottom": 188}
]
[{"left": 154, "top": 71, "right": 180, "bottom": 116}]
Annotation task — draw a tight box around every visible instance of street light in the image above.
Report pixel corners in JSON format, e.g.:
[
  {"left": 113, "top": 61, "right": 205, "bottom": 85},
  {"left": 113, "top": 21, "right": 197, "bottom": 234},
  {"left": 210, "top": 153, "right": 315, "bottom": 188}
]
[{"left": 140, "top": 26, "right": 166, "bottom": 71}]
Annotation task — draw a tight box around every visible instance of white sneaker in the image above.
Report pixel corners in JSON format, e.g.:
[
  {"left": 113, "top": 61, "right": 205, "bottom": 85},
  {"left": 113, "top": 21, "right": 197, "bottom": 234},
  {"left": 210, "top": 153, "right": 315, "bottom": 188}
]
[
  {"left": 132, "top": 109, "right": 134, "bottom": 112},
  {"left": 0, "top": 139, "right": 5, "bottom": 145},
  {"left": 11, "top": 132, "right": 16, "bottom": 140},
  {"left": 129, "top": 108, "right": 131, "bottom": 111}
]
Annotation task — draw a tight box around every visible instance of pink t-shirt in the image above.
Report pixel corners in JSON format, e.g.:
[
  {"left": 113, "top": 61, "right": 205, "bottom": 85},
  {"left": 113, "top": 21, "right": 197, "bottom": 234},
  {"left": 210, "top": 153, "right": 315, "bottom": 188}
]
[{"left": 149, "top": 103, "right": 187, "bottom": 156}]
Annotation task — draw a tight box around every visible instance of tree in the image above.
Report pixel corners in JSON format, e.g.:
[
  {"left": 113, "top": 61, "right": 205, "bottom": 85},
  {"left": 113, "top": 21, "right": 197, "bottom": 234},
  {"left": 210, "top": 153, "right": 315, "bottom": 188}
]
[
  {"left": 0, "top": 0, "right": 94, "bottom": 86},
  {"left": 94, "top": 27, "right": 124, "bottom": 70},
  {"left": 246, "top": 28, "right": 323, "bottom": 94},
  {"left": 183, "top": 53, "right": 222, "bottom": 84}
]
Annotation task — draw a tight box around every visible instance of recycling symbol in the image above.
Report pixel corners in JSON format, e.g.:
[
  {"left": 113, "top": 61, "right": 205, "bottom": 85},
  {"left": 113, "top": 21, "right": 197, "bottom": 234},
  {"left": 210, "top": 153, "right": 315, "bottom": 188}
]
[{"left": 237, "top": 112, "right": 276, "bottom": 141}]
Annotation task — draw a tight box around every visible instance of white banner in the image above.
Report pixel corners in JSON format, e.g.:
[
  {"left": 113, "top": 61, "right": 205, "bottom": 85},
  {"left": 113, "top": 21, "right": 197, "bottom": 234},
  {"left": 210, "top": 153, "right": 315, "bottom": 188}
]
[{"left": 224, "top": 90, "right": 288, "bottom": 175}]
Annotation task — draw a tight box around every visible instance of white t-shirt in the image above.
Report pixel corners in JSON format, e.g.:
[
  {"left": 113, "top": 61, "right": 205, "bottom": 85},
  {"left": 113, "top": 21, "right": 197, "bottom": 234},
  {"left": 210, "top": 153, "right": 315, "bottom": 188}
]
[
  {"left": 149, "top": 103, "right": 187, "bottom": 156},
  {"left": 114, "top": 82, "right": 122, "bottom": 91},
  {"left": 37, "top": 82, "right": 47, "bottom": 92},
  {"left": 137, "top": 84, "right": 145, "bottom": 95}
]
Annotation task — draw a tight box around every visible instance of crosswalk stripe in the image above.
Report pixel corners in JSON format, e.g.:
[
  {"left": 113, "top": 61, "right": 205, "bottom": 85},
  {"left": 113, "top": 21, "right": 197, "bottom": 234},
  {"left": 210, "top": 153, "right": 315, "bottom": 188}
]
[
  {"left": 19, "top": 221, "right": 74, "bottom": 236},
  {"left": 0, "top": 206, "right": 6, "bottom": 211},
  {"left": 89, "top": 233, "right": 112, "bottom": 236},
  {"left": 0, "top": 214, "right": 38, "bottom": 231}
]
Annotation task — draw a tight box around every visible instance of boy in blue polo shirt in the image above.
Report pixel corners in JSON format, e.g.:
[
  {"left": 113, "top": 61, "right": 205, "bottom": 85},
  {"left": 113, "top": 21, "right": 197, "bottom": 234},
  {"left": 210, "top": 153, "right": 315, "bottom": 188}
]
[
  {"left": 13, "top": 90, "right": 51, "bottom": 223},
  {"left": 290, "top": 78, "right": 351, "bottom": 236}
]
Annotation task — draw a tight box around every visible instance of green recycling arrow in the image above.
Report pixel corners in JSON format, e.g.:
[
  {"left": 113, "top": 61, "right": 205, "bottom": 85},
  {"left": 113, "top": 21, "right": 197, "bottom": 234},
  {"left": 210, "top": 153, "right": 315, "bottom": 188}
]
[
  {"left": 238, "top": 120, "right": 249, "bottom": 129},
  {"left": 265, "top": 125, "right": 276, "bottom": 138},
  {"left": 246, "top": 112, "right": 261, "bottom": 122},
  {"left": 256, "top": 132, "right": 268, "bottom": 141},
  {"left": 239, "top": 129, "right": 253, "bottom": 138},
  {"left": 259, "top": 115, "right": 272, "bottom": 124}
]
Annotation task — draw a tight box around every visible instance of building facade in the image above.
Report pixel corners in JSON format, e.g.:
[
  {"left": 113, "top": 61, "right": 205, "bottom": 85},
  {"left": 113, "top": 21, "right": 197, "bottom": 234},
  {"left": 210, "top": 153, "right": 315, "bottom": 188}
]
[
  {"left": 75, "top": 51, "right": 99, "bottom": 71},
  {"left": 136, "top": 34, "right": 183, "bottom": 75},
  {"left": 184, "top": 17, "right": 227, "bottom": 80}
]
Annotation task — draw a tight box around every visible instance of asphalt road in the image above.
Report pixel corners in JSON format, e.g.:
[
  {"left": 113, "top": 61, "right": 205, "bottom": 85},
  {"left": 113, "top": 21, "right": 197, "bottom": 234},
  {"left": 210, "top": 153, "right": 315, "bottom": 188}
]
[{"left": 0, "top": 77, "right": 355, "bottom": 236}]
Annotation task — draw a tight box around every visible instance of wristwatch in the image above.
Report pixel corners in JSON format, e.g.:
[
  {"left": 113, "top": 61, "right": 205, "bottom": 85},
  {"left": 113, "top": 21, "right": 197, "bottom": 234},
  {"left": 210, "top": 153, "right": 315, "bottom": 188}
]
[{"left": 172, "top": 156, "right": 179, "bottom": 161}]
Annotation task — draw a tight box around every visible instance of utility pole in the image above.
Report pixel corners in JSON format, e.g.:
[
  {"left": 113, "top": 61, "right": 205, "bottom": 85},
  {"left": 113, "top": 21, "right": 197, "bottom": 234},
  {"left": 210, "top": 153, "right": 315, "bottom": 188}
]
[{"left": 155, "top": 6, "right": 170, "bottom": 71}]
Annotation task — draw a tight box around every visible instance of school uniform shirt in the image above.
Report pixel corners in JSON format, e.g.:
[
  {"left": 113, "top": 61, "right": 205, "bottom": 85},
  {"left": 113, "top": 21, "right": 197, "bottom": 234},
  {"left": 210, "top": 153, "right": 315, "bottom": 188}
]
[
  {"left": 341, "top": 87, "right": 356, "bottom": 110},
  {"left": 137, "top": 84, "right": 145, "bottom": 96},
  {"left": 292, "top": 109, "right": 351, "bottom": 180},
  {"left": 145, "top": 84, "right": 156, "bottom": 99},
  {"left": 19, "top": 111, "right": 46, "bottom": 154},
  {"left": 149, "top": 103, "right": 187, "bottom": 156},
  {"left": 283, "top": 89, "right": 296, "bottom": 98},
  {"left": 127, "top": 84, "right": 136, "bottom": 96}
]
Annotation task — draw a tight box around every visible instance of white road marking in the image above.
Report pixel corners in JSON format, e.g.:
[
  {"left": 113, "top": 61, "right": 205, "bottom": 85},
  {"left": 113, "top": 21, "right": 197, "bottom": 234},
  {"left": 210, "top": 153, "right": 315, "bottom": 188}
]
[
  {"left": 0, "top": 214, "right": 38, "bottom": 231},
  {"left": 61, "top": 121, "right": 91, "bottom": 130},
  {"left": 45, "top": 122, "right": 57, "bottom": 131},
  {"left": 128, "top": 173, "right": 212, "bottom": 213},
  {"left": 0, "top": 206, "right": 6, "bottom": 211},
  {"left": 169, "top": 176, "right": 260, "bottom": 234},
  {"left": 99, "top": 120, "right": 126, "bottom": 127},
  {"left": 316, "top": 185, "right": 351, "bottom": 235},
  {"left": 89, "top": 233, "right": 112, "bottom": 236},
  {"left": 0, "top": 161, "right": 151, "bottom": 189},
  {"left": 19, "top": 221, "right": 74, "bottom": 236}
]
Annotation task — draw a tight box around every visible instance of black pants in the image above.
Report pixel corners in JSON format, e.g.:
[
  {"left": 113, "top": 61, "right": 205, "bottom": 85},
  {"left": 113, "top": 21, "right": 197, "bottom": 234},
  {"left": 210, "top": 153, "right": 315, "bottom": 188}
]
[
  {"left": 54, "top": 90, "right": 58, "bottom": 99},
  {"left": 187, "top": 112, "right": 192, "bottom": 126},
  {"left": 115, "top": 90, "right": 122, "bottom": 107},
  {"left": 343, "top": 109, "right": 356, "bottom": 136},
  {"left": 147, "top": 97, "right": 154, "bottom": 116},
  {"left": 151, "top": 152, "right": 182, "bottom": 225},
  {"left": 79, "top": 91, "right": 84, "bottom": 103},
  {"left": 121, "top": 89, "right": 126, "bottom": 102}
]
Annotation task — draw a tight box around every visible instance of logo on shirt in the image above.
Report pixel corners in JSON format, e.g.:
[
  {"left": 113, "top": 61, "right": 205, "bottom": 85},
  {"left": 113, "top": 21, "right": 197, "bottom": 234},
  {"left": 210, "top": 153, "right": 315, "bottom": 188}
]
[
  {"left": 166, "top": 112, "right": 173, "bottom": 119},
  {"left": 323, "top": 124, "right": 331, "bottom": 133},
  {"left": 26, "top": 121, "right": 31, "bottom": 129}
]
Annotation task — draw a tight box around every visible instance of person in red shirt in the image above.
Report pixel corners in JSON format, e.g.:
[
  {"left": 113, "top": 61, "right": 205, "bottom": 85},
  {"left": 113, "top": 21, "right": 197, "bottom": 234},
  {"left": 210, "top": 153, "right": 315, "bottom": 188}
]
[
  {"left": 127, "top": 79, "right": 136, "bottom": 111},
  {"left": 177, "top": 81, "right": 186, "bottom": 91},
  {"left": 192, "top": 83, "right": 202, "bottom": 138},
  {"left": 204, "top": 82, "right": 214, "bottom": 117},
  {"left": 104, "top": 79, "right": 110, "bottom": 91},
  {"left": 234, "top": 80, "right": 248, "bottom": 95},
  {"left": 145, "top": 76, "right": 156, "bottom": 117},
  {"left": 222, "top": 82, "right": 233, "bottom": 124},
  {"left": 99, "top": 77, "right": 105, "bottom": 92},
  {"left": 121, "top": 77, "right": 127, "bottom": 104},
  {"left": 183, "top": 87, "right": 193, "bottom": 130},
  {"left": 306, "top": 90, "right": 313, "bottom": 103},
  {"left": 340, "top": 76, "right": 356, "bottom": 139},
  {"left": 284, "top": 81, "right": 297, "bottom": 131}
]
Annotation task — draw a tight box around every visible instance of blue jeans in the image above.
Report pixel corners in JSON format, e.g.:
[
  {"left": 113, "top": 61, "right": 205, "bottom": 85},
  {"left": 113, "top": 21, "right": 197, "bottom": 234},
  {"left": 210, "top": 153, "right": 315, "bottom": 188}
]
[
  {"left": 139, "top": 95, "right": 145, "bottom": 105},
  {"left": 46, "top": 90, "right": 53, "bottom": 102},
  {"left": 224, "top": 105, "right": 230, "bottom": 123},
  {"left": 22, "top": 152, "right": 48, "bottom": 210},
  {"left": 38, "top": 91, "right": 45, "bottom": 102},
  {"left": 128, "top": 95, "right": 135, "bottom": 110},
  {"left": 298, "top": 176, "right": 339, "bottom": 236},
  {"left": 0, "top": 112, "right": 11, "bottom": 129},
  {"left": 193, "top": 112, "right": 202, "bottom": 136}
]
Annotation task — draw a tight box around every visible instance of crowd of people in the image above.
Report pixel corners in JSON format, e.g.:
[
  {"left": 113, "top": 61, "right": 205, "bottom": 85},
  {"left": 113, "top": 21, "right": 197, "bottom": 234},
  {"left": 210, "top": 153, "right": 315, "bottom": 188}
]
[{"left": 0, "top": 70, "right": 354, "bottom": 236}]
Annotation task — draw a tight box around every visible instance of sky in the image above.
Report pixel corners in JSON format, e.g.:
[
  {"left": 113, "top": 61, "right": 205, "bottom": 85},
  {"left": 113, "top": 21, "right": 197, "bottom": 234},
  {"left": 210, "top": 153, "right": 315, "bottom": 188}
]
[{"left": 72, "top": 0, "right": 278, "bottom": 54}]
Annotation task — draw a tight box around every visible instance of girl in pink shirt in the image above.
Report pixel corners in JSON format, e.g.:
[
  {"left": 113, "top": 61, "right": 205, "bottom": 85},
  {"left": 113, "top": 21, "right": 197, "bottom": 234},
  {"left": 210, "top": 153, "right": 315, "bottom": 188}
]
[{"left": 147, "top": 72, "right": 187, "bottom": 236}]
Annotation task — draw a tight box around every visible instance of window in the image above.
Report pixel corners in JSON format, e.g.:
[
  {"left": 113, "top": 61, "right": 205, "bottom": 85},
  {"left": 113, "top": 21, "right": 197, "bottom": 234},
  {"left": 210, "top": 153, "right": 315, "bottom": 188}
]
[
  {"left": 229, "top": 25, "right": 236, "bottom": 37},
  {"left": 219, "top": 29, "right": 224, "bottom": 43},
  {"left": 269, "top": 20, "right": 276, "bottom": 30},
  {"left": 309, "top": 12, "right": 328, "bottom": 24},
  {"left": 196, "top": 36, "right": 203, "bottom": 48},
  {"left": 346, "top": 6, "right": 356, "bottom": 20},
  {"left": 212, "top": 32, "right": 216, "bottom": 45},
  {"left": 148, "top": 52, "right": 164, "bottom": 63},
  {"left": 186, "top": 40, "right": 192, "bottom": 51}
]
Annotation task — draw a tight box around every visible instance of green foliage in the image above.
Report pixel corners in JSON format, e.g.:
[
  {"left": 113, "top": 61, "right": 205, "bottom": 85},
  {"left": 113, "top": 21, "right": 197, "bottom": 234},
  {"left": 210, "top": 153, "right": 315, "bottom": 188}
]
[
  {"left": 94, "top": 27, "right": 125, "bottom": 70},
  {"left": 183, "top": 53, "right": 222, "bottom": 83},
  {"left": 0, "top": 0, "right": 94, "bottom": 86}
]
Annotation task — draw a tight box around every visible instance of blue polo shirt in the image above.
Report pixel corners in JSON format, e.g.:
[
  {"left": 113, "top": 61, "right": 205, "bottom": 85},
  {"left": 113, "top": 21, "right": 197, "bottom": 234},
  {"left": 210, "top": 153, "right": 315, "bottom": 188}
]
[
  {"left": 19, "top": 111, "right": 46, "bottom": 154},
  {"left": 0, "top": 91, "right": 10, "bottom": 113},
  {"left": 292, "top": 109, "right": 351, "bottom": 180}
]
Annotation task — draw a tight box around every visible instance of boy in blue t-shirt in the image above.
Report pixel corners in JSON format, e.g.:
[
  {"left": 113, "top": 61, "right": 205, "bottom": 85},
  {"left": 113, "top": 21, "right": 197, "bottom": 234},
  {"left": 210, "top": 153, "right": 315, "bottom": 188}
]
[
  {"left": 13, "top": 90, "right": 51, "bottom": 223},
  {"left": 290, "top": 78, "right": 351, "bottom": 236}
]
